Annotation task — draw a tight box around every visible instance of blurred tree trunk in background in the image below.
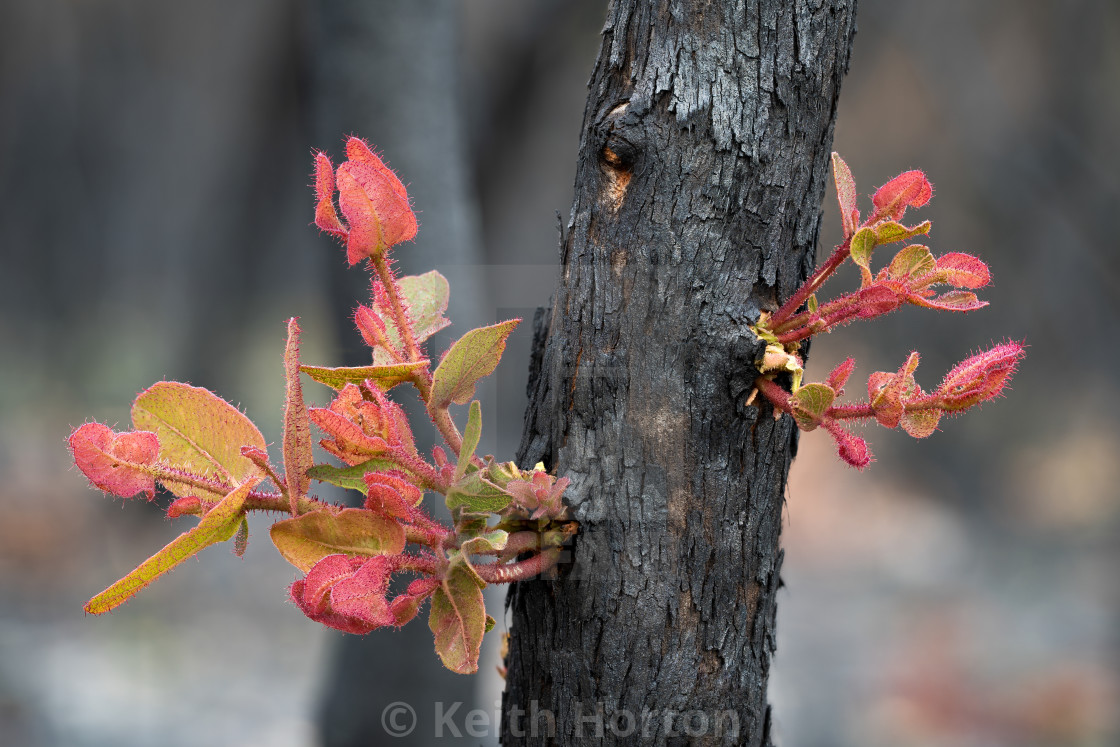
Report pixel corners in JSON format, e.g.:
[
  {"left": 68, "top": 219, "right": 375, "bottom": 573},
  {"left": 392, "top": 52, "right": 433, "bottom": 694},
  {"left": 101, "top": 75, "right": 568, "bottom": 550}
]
[
  {"left": 304, "top": 1, "right": 486, "bottom": 745},
  {"left": 502, "top": 1, "right": 857, "bottom": 744}
]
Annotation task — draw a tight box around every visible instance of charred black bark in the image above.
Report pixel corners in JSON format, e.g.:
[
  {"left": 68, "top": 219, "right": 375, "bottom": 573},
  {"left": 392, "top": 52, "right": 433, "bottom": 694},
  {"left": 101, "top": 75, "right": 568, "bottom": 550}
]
[{"left": 502, "top": 2, "right": 857, "bottom": 744}]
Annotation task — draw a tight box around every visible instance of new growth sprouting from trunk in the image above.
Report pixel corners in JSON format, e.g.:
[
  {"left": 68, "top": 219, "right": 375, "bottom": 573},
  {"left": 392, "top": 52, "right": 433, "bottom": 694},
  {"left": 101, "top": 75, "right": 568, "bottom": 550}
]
[{"left": 65, "top": 3, "right": 1025, "bottom": 743}]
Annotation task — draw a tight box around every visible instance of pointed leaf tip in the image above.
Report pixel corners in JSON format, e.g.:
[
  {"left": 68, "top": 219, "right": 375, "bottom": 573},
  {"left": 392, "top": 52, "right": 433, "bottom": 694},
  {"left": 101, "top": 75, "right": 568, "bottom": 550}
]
[
  {"left": 430, "top": 320, "right": 520, "bottom": 409},
  {"left": 831, "top": 153, "right": 859, "bottom": 237},
  {"left": 84, "top": 477, "right": 260, "bottom": 614}
]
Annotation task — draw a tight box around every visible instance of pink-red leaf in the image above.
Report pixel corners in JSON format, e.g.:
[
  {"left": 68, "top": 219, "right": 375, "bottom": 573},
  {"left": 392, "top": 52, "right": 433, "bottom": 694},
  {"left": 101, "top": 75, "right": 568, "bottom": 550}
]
[
  {"left": 934, "top": 253, "right": 990, "bottom": 289},
  {"left": 69, "top": 423, "right": 159, "bottom": 500},
  {"left": 825, "top": 358, "right": 856, "bottom": 393},
  {"left": 328, "top": 555, "right": 394, "bottom": 627},
  {"left": 335, "top": 138, "right": 417, "bottom": 265},
  {"left": 313, "top": 152, "right": 347, "bottom": 238},
  {"left": 872, "top": 169, "right": 932, "bottom": 222}
]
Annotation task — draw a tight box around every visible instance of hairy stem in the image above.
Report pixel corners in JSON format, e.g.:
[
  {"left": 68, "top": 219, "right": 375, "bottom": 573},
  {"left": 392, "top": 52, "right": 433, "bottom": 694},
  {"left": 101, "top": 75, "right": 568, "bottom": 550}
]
[
  {"left": 371, "top": 254, "right": 422, "bottom": 363},
  {"left": 771, "top": 236, "right": 852, "bottom": 327}
]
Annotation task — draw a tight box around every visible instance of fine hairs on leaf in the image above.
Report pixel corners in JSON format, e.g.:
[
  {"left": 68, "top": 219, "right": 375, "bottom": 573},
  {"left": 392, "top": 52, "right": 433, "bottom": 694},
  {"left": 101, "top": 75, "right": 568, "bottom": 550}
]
[{"left": 68, "top": 141, "right": 1021, "bottom": 674}]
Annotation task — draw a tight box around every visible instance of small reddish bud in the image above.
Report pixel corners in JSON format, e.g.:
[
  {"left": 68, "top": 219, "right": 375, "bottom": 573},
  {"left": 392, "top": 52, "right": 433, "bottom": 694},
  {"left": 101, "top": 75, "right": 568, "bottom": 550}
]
[
  {"left": 935, "top": 341, "right": 1025, "bottom": 410},
  {"left": 355, "top": 305, "right": 400, "bottom": 359},
  {"left": 69, "top": 423, "right": 160, "bottom": 500},
  {"left": 824, "top": 420, "right": 872, "bottom": 469},
  {"left": 311, "top": 138, "right": 418, "bottom": 266},
  {"left": 825, "top": 357, "right": 856, "bottom": 393},
  {"left": 167, "top": 495, "right": 204, "bottom": 518}
]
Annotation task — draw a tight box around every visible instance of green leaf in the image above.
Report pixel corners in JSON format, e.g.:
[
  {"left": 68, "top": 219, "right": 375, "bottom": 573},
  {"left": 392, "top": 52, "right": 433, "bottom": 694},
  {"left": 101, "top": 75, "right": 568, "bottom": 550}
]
[
  {"left": 446, "top": 471, "right": 512, "bottom": 514},
  {"left": 872, "top": 220, "right": 931, "bottom": 246},
  {"left": 270, "top": 508, "right": 406, "bottom": 573},
  {"left": 284, "top": 319, "right": 313, "bottom": 507},
  {"left": 789, "top": 383, "right": 836, "bottom": 431},
  {"left": 900, "top": 407, "right": 942, "bottom": 438},
  {"left": 458, "top": 529, "right": 510, "bottom": 587},
  {"left": 848, "top": 227, "right": 877, "bottom": 283},
  {"left": 372, "top": 271, "right": 452, "bottom": 365},
  {"left": 85, "top": 476, "right": 261, "bottom": 614},
  {"left": 428, "top": 563, "right": 487, "bottom": 674},
  {"left": 132, "top": 382, "right": 267, "bottom": 501},
  {"left": 485, "top": 615, "right": 496, "bottom": 633},
  {"left": 888, "top": 244, "right": 936, "bottom": 280},
  {"left": 306, "top": 458, "right": 404, "bottom": 493},
  {"left": 430, "top": 320, "right": 520, "bottom": 409},
  {"left": 455, "top": 401, "right": 482, "bottom": 482},
  {"left": 832, "top": 152, "right": 859, "bottom": 237},
  {"left": 300, "top": 361, "right": 427, "bottom": 391}
]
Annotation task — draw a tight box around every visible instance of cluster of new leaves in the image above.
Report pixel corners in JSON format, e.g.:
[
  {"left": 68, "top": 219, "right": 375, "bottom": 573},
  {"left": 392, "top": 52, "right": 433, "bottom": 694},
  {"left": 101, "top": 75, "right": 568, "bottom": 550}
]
[
  {"left": 750, "top": 154, "right": 1025, "bottom": 468},
  {"left": 69, "top": 137, "right": 573, "bottom": 674}
]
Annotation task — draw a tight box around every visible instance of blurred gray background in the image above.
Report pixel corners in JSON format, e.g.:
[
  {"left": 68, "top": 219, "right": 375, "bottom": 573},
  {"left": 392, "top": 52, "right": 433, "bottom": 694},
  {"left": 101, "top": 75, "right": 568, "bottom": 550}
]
[{"left": 0, "top": 1, "right": 1116, "bottom": 745}]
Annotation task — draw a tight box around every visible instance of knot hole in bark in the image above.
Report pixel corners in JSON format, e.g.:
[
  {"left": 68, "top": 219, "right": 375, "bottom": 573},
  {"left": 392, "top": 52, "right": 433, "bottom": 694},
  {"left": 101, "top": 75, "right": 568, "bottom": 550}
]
[{"left": 597, "top": 102, "right": 638, "bottom": 212}]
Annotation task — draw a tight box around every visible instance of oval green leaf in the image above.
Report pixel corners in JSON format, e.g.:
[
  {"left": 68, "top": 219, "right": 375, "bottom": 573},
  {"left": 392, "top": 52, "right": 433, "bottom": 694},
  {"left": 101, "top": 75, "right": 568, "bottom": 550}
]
[
  {"left": 269, "top": 508, "right": 406, "bottom": 573},
  {"left": 431, "top": 320, "right": 520, "bottom": 409},
  {"left": 428, "top": 563, "right": 487, "bottom": 674},
  {"left": 132, "top": 382, "right": 266, "bottom": 500}
]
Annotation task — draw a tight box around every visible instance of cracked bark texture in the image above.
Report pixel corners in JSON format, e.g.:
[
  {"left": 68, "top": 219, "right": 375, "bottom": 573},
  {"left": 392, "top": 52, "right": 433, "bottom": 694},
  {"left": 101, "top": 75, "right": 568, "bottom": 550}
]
[{"left": 502, "top": 1, "right": 857, "bottom": 745}]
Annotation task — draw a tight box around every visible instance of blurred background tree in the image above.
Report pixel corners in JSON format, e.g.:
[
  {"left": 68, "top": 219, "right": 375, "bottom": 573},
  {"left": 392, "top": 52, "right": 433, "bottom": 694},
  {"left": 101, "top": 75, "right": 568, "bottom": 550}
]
[{"left": 0, "top": 1, "right": 1116, "bottom": 745}]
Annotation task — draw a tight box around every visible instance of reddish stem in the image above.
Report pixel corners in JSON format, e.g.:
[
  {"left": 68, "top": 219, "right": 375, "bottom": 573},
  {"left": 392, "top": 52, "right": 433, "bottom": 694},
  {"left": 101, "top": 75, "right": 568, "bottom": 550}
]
[
  {"left": 370, "top": 254, "right": 422, "bottom": 364},
  {"left": 770, "top": 235, "right": 853, "bottom": 327},
  {"left": 752, "top": 377, "right": 794, "bottom": 414},
  {"left": 474, "top": 550, "right": 560, "bottom": 584}
]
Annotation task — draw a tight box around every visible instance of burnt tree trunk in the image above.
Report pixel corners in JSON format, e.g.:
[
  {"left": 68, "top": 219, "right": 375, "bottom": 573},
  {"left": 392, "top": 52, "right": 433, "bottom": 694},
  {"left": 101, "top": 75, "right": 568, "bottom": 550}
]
[{"left": 502, "top": 1, "right": 857, "bottom": 745}]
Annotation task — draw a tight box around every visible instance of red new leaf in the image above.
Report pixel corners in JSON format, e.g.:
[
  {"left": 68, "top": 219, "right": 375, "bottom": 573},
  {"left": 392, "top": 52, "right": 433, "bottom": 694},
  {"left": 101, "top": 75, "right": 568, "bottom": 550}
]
[{"left": 69, "top": 423, "right": 159, "bottom": 500}]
